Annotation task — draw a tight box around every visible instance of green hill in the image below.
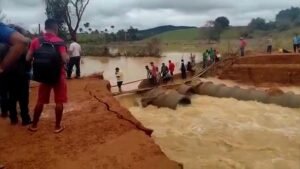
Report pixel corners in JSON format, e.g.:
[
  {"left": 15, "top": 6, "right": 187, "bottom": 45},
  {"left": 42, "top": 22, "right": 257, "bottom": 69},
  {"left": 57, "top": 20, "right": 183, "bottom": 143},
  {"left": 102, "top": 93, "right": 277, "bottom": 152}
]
[
  {"left": 149, "top": 27, "right": 249, "bottom": 41},
  {"left": 150, "top": 26, "right": 300, "bottom": 42},
  {"left": 145, "top": 26, "right": 300, "bottom": 52},
  {"left": 149, "top": 28, "right": 200, "bottom": 41},
  {"left": 137, "top": 25, "right": 195, "bottom": 39}
]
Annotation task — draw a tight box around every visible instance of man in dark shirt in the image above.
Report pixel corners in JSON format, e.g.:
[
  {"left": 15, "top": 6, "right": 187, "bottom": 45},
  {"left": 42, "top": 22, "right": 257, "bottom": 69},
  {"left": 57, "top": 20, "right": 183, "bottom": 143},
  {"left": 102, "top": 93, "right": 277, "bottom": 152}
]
[
  {"left": 0, "top": 22, "right": 30, "bottom": 120},
  {"left": 0, "top": 21, "right": 29, "bottom": 169}
]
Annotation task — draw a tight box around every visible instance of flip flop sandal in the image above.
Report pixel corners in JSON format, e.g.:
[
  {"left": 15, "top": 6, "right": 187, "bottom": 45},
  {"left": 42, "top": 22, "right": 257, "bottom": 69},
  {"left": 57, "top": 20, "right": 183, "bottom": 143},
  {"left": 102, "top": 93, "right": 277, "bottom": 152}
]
[
  {"left": 28, "top": 126, "right": 38, "bottom": 132},
  {"left": 54, "top": 125, "right": 65, "bottom": 134}
]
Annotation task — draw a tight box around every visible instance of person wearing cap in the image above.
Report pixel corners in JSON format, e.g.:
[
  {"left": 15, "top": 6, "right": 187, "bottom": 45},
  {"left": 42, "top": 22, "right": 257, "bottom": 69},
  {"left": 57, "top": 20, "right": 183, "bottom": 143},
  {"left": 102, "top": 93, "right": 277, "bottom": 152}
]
[
  {"left": 115, "top": 67, "right": 124, "bottom": 93},
  {"left": 239, "top": 37, "right": 247, "bottom": 56}
]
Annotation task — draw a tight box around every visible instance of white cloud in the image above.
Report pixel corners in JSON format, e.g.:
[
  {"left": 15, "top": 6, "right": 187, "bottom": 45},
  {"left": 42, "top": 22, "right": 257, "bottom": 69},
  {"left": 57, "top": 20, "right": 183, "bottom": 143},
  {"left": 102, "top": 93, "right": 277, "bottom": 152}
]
[{"left": 1, "top": 0, "right": 300, "bottom": 31}]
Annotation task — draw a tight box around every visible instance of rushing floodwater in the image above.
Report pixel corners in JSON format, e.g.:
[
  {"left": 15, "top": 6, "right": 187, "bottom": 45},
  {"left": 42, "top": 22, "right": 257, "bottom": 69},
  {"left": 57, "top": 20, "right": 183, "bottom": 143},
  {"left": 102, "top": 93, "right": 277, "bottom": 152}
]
[
  {"left": 127, "top": 95, "right": 300, "bottom": 169},
  {"left": 82, "top": 54, "right": 300, "bottom": 169}
]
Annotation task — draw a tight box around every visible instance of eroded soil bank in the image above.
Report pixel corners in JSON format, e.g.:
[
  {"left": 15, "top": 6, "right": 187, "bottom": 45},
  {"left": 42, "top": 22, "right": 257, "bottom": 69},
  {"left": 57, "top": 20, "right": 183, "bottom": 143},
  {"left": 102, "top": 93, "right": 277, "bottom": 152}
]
[
  {"left": 214, "top": 54, "right": 300, "bottom": 85},
  {"left": 0, "top": 77, "right": 182, "bottom": 169}
]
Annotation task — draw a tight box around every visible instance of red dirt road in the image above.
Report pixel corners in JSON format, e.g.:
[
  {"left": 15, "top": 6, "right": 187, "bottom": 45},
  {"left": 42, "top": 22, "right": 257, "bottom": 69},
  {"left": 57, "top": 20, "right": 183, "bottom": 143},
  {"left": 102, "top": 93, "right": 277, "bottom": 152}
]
[{"left": 0, "top": 78, "right": 181, "bottom": 169}]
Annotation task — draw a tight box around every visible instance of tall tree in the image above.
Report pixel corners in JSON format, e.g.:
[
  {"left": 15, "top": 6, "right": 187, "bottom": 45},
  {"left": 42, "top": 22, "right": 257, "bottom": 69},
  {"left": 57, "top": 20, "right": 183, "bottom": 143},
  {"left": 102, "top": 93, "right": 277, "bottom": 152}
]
[
  {"left": 214, "top": 16, "right": 230, "bottom": 30},
  {"left": 116, "top": 29, "right": 126, "bottom": 41},
  {"left": 203, "top": 20, "right": 219, "bottom": 42},
  {"left": 127, "top": 26, "right": 139, "bottom": 41},
  {"left": 83, "top": 22, "right": 90, "bottom": 28},
  {"left": 248, "top": 17, "right": 267, "bottom": 31},
  {"left": 45, "top": 0, "right": 90, "bottom": 41},
  {"left": 275, "top": 7, "right": 300, "bottom": 30}
]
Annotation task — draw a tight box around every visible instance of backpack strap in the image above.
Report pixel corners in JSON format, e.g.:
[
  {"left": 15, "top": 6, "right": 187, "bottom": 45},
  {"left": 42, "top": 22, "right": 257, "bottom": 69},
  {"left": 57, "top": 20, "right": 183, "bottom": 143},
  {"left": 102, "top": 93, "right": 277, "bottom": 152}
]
[{"left": 38, "top": 36, "right": 66, "bottom": 47}]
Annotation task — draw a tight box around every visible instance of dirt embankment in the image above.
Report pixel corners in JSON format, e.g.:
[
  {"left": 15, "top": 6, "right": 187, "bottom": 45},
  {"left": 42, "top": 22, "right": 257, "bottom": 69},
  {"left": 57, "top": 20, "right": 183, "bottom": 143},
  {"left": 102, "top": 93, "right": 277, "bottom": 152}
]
[
  {"left": 213, "top": 54, "right": 300, "bottom": 86},
  {"left": 0, "top": 78, "right": 182, "bottom": 169}
]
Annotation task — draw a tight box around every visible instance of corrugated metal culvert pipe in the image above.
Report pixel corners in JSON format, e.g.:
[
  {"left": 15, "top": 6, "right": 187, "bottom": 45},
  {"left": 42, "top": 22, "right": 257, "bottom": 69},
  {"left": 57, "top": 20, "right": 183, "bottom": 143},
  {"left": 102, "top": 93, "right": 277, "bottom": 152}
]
[{"left": 194, "top": 82, "right": 300, "bottom": 108}]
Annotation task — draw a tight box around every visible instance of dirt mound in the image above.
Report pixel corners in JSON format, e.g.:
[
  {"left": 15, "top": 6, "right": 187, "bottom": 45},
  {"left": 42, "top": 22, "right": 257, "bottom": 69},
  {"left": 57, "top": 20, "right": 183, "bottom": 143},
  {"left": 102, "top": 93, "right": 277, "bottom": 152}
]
[
  {"left": 0, "top": 78, "right": 182, "bottom": 169},
  {"left": 214, "top": 54, "right": 300, "bottom": 85}
]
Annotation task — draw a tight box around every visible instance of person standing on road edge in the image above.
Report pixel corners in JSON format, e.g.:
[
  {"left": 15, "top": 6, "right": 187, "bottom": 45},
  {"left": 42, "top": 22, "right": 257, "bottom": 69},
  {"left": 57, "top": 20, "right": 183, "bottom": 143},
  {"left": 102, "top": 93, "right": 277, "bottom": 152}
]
[
  {"left": 26, "top": 19, "right": 69, "bottom": 133},
  {"left": 297, "top": 34, "right": 300, "bottom": 53},
  {"left": 0, "top": 21, "right": 30, "bottom": 169},
  {"left": 115, "top": 67, "right": 124, "bottom": 93},
  {"left": 168, "top": 60, "right": 175, "bottom": 77},
  {"left": 267, "top": 36, "right": 273, "bottom": 54},
  {"left": 145, "top": 65, "right": 151, "bottom": 80},
  {"left": 0, "top": 22, "right": 29, "bottom": 118},
  {"left": 5, "top": 24, "right": 32, "bottom": 125},
  {"left": 293, "top": 34, "right": 298, "bottom": 53},
  {"left": 240, "top": 37, "right": 247, "bottom": 56},
  {"left": 150, "top": 62, "right": 158, "bottom": 85},
  {"left": 180, "top": 59, "right": 187, "bottom": 79},
  {"left": 67, "top": 39, "right": 82, "bottom": 79}
]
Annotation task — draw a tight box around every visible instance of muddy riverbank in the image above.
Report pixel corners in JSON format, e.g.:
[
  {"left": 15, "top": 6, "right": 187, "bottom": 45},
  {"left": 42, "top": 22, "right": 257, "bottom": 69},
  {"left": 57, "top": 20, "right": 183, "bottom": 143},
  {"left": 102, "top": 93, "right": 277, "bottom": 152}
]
[{"left": 0, "top": 77, "right": 182, "bottom": 169}]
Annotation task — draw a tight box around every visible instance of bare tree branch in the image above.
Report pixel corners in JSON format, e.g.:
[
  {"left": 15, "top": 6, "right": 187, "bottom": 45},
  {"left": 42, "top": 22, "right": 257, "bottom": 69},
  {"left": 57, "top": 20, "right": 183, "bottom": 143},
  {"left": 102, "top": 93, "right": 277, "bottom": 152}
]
[{"left": 45, "top": 0, "right": 90, "bottom": 40}]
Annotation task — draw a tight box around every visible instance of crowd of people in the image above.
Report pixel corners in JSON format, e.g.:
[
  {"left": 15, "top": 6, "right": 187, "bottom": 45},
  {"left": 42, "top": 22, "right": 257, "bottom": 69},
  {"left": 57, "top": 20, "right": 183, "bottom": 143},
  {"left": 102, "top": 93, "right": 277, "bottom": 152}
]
[
  {"left": 202, "top": 48, "right": 220, "bottom": 69},
  {"left": 0, "top": 19, "right": 84, "bottom": 135},
  {"left": 142, "top": 57, "right": 197, "bottom": 87}
]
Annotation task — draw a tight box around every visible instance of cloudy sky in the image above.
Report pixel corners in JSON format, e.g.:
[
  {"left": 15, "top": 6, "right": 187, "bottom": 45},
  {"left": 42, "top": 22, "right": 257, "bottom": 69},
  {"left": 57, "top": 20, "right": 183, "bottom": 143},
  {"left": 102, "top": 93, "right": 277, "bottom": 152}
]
[{"left": 1, "top": 0, "right": 300, "bottom": 31}]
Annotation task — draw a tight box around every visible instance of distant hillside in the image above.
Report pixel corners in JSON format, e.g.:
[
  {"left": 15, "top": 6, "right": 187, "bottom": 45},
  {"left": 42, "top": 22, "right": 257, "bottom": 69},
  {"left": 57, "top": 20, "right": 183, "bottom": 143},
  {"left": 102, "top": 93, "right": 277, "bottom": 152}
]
[
  {"left": 149, "top": 26, "right": 300, "bottom": 42},
  {"left": 137, "top": 25, "right": 195, "bottom": 39},
  {"left": 148, "top": 26, "right": 251, "bottom": 41}
]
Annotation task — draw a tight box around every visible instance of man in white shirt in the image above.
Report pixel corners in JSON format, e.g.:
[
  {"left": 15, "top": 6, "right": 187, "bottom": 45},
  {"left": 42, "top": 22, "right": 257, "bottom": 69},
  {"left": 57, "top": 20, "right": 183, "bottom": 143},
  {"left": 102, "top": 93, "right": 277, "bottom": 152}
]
[
  {"left": 67, "top": 40, "right": 82, "bottom": 79},
  {"left": 115, "top": 67, "right": 124, "bottom": 93}
]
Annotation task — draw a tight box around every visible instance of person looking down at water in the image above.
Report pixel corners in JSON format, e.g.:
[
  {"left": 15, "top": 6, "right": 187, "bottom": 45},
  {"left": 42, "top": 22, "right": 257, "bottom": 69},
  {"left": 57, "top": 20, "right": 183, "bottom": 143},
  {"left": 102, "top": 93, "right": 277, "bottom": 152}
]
[
  {"left": 0, "top": 22, "right": 31, "bottom": 125},
  {"left": 150, "top": 62, "right": 158, "bottom": 85},
  {"left": 115, "top": 67, "right": 124, "bottom": 93},
  {"left": 168, "top": 60, "right": 175, "bottom": 76},
  {"left": 267, "top": 36, "right": 273, "bottom": 54},
  {"left": 145, "top": 65, "right": 151, "bottom": 80},
  {"left": 26, "top": 19, "right": 69, "bottom": 133},
  {"left": 202, "top": 50, "right": 209, "bottom": 68},
  {"left": 67, "top": 39, "right": 82, "bottom": 79},
  {"left": 161, "top": 63, "right": 169, "bottom": 77},
  {"left": 4, "top": 24, "right": 32, "bottom": 126},
  {"left": 180, "top": 59, "right": 187, "bottom": 79},
  {"left": 0, "top": 22, "right": 29, "bottom": 73},
  {"left": 209, "top": 48, "right": 215, "bottom": 63},
  {"left": 293, "top": 34, "right": 298, "bottom": 53}
]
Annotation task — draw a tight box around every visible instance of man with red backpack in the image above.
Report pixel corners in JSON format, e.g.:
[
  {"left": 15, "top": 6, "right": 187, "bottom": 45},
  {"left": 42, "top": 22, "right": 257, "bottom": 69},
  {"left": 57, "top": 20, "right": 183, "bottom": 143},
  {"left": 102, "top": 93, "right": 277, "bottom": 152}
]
[{"left": 26, "top": 19, "right": 69, "bottom": 133}]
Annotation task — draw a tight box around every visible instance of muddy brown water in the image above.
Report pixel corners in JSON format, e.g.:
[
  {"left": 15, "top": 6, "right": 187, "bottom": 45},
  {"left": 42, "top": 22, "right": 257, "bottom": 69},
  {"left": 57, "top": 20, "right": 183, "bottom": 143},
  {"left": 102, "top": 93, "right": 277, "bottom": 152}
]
[
  {"left": 82, "top": 54, "right": 300, "bottom": 169},
  {"left": 81, "top": 52, "right": 202, "bottom": 90},
  {"left": 116, "top": 79, "right": 300, "bottom": 169}
]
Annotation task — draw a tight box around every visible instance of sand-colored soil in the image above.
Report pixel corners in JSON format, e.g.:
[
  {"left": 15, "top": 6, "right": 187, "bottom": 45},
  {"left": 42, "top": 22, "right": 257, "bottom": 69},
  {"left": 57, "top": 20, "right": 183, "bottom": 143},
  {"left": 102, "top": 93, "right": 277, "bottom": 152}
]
[{"left": 0, "top": 78, "right": 182, "bottom": 169}]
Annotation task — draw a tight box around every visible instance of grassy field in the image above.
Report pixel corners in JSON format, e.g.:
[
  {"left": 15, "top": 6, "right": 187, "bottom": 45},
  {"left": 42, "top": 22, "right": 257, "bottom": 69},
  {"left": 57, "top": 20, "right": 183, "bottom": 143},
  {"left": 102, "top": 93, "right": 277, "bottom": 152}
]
[
  {"left": 78, "top": 26, "right": 300, "bottom": 56},
  {"left": 147, "top": 26, "right": 300, "bottom": 53}
]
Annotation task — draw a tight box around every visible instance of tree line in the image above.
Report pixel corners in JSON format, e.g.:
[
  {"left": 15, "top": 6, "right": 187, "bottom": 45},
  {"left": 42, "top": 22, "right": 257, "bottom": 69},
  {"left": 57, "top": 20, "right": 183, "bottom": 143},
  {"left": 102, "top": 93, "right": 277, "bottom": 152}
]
[{"left": 205, "top": 7, "right": 300, "bottom": 41}]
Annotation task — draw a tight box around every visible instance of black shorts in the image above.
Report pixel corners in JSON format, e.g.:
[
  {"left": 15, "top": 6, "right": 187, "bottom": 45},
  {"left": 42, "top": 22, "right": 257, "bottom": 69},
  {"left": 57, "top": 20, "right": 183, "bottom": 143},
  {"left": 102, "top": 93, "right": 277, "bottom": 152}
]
[{"left": 117, "top": 81, "right": 123, "bottom": 88}]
